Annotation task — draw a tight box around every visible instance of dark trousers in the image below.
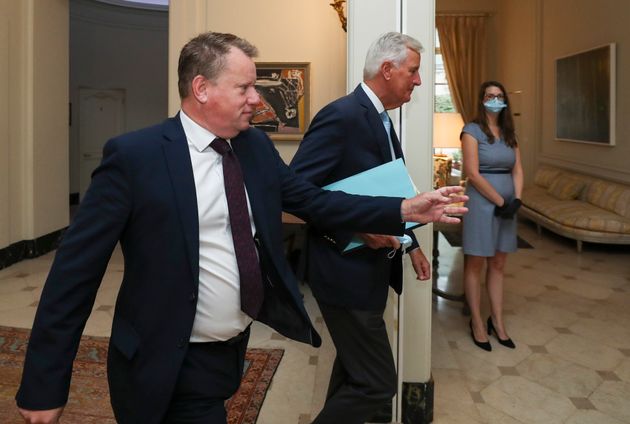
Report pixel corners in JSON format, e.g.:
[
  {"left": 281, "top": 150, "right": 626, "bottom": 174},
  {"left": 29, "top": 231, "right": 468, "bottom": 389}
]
[
  {"left": 312, "top": 302, "right": 397, "bottom": 424},
  {"left": 161, "top": 328, "right": 250, "bottom": 424}
]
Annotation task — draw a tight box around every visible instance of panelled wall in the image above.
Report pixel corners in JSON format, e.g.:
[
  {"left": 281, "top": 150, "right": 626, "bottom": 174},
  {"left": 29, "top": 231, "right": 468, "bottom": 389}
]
[
  {"left": 439, "top": 0, "right": 630, "bottom": 185},
  {"left": 0, "top": 4, "right": 10, "bottom": 250},
  {"left": 537, "top": 0, "right": 630, "bottom": 183},
  {"left": 0, "top": 0, "right": 68, "bottom": 252}
]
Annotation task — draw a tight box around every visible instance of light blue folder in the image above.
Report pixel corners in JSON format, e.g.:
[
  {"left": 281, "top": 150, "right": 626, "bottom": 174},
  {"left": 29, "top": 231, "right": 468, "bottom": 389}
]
[{"left": 323, "top": 158, "right": 420, "bottom": 252}]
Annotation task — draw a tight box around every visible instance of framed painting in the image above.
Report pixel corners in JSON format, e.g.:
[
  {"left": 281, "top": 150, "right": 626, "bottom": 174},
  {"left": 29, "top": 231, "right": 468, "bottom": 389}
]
[
  {"left": 252, "top": 62, "right": 310, "bottom": 141},
  {"left": 555, "top": 43, "right": 616, "bottom": 145}
]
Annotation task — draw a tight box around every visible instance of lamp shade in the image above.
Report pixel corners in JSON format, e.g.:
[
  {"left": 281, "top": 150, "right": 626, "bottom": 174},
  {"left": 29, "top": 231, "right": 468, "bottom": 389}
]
[{"left": 433, "top": 113, "right": 464, "bottom": 149}]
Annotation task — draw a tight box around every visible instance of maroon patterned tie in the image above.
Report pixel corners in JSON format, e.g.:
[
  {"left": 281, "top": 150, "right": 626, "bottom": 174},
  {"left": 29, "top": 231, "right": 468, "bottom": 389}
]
[{"left": 210, "top": 138, "right": 264, "bottom": 319}]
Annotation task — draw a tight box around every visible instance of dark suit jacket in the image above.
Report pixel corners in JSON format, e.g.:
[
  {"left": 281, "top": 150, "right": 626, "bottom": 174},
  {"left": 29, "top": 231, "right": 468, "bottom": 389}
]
[
  {"left": 290, "top": 84, "right": 420, "bottom": 310},
  {"left": 15, "top": 115, "right": 406, "bottom": 423}
]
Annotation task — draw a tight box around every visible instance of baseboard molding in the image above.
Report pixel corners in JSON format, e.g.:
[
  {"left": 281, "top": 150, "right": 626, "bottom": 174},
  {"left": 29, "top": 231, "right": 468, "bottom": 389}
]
[
  {"left": 0, "top": 227, "right": 67, "bottom": 270},
  {"left": 401, "top": 377, "right": 434, "bottom": 424}
]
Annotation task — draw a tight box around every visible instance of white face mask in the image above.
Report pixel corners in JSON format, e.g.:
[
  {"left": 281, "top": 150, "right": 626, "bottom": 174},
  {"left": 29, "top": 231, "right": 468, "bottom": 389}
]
[{"left": 483, "top": 97, "right": 507, "bottom": 113}]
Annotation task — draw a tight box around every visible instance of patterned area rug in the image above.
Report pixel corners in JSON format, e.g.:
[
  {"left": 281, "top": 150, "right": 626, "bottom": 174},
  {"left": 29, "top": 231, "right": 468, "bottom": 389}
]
[{"left": 0, "top": 326, "right": 283, "bottom": 424}]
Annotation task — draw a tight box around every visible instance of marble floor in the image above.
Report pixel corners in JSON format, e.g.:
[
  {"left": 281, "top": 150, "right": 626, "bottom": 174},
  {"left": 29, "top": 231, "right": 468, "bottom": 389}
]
[
  {"left": 0, "top": 219, "right": 629, "bottom": 423},
  {"left": 431, "top": 221, "right": 630, "bottom": 424}
]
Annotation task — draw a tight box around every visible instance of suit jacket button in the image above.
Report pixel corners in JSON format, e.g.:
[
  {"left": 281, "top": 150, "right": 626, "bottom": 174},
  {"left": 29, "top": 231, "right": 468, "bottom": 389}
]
[
  {"left": 189, "top": 292, "right": 197, "bottom": 302},
  {"left": 178, "top": 338, "right": 186, "bottom": 348}
]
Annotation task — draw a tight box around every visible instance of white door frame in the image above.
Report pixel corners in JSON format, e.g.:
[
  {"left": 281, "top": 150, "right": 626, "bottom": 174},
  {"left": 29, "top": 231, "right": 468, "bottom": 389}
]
[{"left": 347, "top": 1, "right": 435, "bottom": 420}]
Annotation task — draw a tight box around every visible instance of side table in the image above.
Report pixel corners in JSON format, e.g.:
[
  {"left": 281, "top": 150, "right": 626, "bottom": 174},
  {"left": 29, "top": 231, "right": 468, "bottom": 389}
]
[{"left": 432, "top": 222, "right": 468, "bottom": 314}]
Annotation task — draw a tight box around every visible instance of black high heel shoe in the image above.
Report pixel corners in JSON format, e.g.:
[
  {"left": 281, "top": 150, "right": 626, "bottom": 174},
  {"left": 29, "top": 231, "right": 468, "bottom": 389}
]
[
  {"left": 487, "top": 317, "right": 516, "bottom": 349},
  {"left": 469, "top": 320, "right": 492, "bottom": 351}
]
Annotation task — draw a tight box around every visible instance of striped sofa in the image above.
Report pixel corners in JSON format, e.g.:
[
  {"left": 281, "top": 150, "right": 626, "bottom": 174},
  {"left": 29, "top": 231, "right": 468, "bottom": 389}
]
[{"left": 520, "top": 166, "right": 630, "bottom": 252}]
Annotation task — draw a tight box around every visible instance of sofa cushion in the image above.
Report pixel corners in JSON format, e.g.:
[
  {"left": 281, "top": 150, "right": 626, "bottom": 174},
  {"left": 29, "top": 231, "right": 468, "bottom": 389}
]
[
  {"left": 522, "top": 188, "right": 630, "bottom": 234},
  {"left": 522, "top": 186, "right": 552, "bottom": 212},
  {"left": 549, "top": 201, "right": 630, "bottom": 234},
  {"left": 534, "top": 167, "right": 561, "bottom": 189},
  {"left": 584, "top": 180, "right": 630, "bottom": 219},
  {"left": 547, "top": 176, "right": 586, "bottom": 200}
]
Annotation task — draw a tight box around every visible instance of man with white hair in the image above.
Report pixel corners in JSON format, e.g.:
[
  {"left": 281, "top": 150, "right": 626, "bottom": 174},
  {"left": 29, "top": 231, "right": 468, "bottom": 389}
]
[
  {"left": 15, "top": 31, "right": 468, "bottom": 424},
  {"left": 290, "top": 32, "right": 427, "bottom": 423}
]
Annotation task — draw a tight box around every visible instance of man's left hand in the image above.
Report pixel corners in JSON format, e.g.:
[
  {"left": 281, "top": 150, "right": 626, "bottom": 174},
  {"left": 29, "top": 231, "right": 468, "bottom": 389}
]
[
  {"left": 401, "top": 186, "right": 468, "bottom": 224},
  {"left": 408, "top": 248, "right": 430, "bottom": 281}
]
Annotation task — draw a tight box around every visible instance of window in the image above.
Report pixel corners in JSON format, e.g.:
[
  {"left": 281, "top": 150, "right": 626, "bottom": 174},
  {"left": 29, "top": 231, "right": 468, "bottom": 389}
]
[{"left": 435, "top": 30, "right": 455, "bottom": 113}]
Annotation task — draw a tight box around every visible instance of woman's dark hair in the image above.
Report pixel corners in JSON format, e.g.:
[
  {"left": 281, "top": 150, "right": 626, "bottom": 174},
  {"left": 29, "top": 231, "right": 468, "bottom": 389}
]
[{"left": 472, "top": 80, "right": 517, "bottom": 148}]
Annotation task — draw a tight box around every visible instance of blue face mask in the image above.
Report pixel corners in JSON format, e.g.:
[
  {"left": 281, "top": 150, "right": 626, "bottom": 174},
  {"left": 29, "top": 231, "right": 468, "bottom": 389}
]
[{"left": 484, "top": 97, "right": 507, "bottom": 113}]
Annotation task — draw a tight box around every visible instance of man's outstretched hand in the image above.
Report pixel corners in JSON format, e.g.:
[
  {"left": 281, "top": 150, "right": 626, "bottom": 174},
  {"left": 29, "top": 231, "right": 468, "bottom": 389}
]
[{"left": 401, "top": 186, "right": 468, "bottom": 224}]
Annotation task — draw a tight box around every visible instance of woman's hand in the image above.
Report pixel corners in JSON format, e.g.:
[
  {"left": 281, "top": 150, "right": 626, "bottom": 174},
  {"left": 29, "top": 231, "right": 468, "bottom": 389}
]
[{"left": 494, "top": 198, "right": 522, "bottom": 218}]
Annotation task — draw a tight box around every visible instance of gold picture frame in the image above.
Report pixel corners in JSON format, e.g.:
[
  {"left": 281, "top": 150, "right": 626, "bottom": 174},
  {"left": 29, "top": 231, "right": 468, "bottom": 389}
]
[{"left": 252, "top": 62, "right": 310, "bottom": 141}]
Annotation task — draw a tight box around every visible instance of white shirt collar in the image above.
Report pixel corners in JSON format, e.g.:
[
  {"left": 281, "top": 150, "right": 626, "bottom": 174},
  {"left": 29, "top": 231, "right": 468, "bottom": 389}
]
[
  {"left": 361, "top": 82, "right": 386, "bottom": 115},
  {"left": 179, "top": 109, "right": 230, "bottom": 152}
]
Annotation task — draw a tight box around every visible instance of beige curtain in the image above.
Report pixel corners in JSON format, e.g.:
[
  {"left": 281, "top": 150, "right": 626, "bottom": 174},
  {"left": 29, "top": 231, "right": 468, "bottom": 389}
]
[{"left": 436, "top": 16, "right": 486, "bottom": 124}]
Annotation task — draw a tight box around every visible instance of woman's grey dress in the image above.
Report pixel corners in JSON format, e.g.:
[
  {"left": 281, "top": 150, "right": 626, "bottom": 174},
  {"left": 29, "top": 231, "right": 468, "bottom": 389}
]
[{"left": 461, "top": 122, "right": 517, "bottom": 257}]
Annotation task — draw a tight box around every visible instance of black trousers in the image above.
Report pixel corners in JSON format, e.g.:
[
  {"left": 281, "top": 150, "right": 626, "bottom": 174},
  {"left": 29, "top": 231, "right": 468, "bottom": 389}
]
[
  {"left": 161, "top": 328, "right": 250, "bottom": 424},
  {"left": 312, "top": 302, "right": 397, "bottom": 424}
]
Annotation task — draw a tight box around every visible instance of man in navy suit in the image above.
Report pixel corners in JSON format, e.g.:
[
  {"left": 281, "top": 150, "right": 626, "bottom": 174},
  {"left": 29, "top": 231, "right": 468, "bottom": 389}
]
[
  {"left": 290, "top": 32, "right": 429, "bottom": 423},
  {"left": 16, "top": 32, "right": 466, "bottom": 424}
]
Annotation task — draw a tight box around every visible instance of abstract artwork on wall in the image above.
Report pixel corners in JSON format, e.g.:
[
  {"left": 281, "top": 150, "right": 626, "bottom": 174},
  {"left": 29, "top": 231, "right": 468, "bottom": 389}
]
[
  {"left": 252, "top": 62, "right": 310, "bottom": 141},
  {"left": 555, "top": 43, "right": 616, "bottom": 145}
]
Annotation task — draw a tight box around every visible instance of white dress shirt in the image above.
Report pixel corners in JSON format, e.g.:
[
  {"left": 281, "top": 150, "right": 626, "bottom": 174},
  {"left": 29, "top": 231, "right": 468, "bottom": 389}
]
[
  {"left": 179, "top": 110, "right": 255, "bottom": 342},
  {"left": 361, "top": 82, "right": 397, "bottom": 161},
  {"left": 360, "top": 84, "right": 419, "bottom": 252}
]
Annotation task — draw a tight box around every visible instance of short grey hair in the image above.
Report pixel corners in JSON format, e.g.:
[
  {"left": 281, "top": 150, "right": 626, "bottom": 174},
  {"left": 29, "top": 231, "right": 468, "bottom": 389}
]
[
  {"left": 178, "top": 32, "right": 258, "bottom": 99},
  {"left": 363, "top": 32, "right": 424, "bottom": 80}
]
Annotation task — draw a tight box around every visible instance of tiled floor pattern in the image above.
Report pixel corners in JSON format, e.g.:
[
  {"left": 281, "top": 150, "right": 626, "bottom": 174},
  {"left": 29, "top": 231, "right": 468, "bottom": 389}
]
[
  {"left": 0, "top": 219, "right": 628, "bottom": 423},
  {"left": 431, "top": 221, "right": 630, "bottom": 424}
]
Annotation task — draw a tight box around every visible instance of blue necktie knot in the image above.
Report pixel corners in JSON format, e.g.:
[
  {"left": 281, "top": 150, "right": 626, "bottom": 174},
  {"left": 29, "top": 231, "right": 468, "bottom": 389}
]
[
  {"left": 380, "top": 111, "right": 396, "bottom": 161},
  {"left": 380, "top": 111, "right": 391, "bottom": 137}
]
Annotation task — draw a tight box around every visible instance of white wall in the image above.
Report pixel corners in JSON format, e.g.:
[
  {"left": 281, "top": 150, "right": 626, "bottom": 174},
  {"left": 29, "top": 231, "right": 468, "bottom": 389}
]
[{"left": 69, "top": 0, "right": 168, "bottom": 194}]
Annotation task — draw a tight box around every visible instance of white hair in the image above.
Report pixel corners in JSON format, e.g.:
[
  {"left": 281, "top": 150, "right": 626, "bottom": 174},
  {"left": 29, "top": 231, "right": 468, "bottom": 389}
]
[{"left": 363, "top": 32, "right": 424, "bottom": 80}]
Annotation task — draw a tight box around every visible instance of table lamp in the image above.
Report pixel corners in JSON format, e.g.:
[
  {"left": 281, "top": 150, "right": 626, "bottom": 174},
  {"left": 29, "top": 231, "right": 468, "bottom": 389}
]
[{"left": 433, "top": 112, "right": 464, "bottom": 155}]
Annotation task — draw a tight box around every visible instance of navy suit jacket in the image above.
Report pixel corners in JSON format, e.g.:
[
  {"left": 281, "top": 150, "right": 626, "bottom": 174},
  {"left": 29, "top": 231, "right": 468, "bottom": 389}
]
[
  {"left": 290, "top": 85, "right": 420, "bottom": 310},
  {"left": 16, "top": 115, "right": 406, "bottom": 423}
]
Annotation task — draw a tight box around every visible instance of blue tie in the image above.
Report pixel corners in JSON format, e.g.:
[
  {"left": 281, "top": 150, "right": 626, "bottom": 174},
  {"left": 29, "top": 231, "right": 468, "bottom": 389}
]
[
  {"left": 380, "top": 111, "right": 396, "bottom": 161},
  {"left": 380, "top": 111, "right": 391, "bottom": 141}
]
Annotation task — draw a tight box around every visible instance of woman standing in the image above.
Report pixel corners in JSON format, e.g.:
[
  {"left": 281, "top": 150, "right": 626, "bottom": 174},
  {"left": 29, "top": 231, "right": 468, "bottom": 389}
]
[{"left": 461, "top": 81, "right": 523, "bottom": 351}]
